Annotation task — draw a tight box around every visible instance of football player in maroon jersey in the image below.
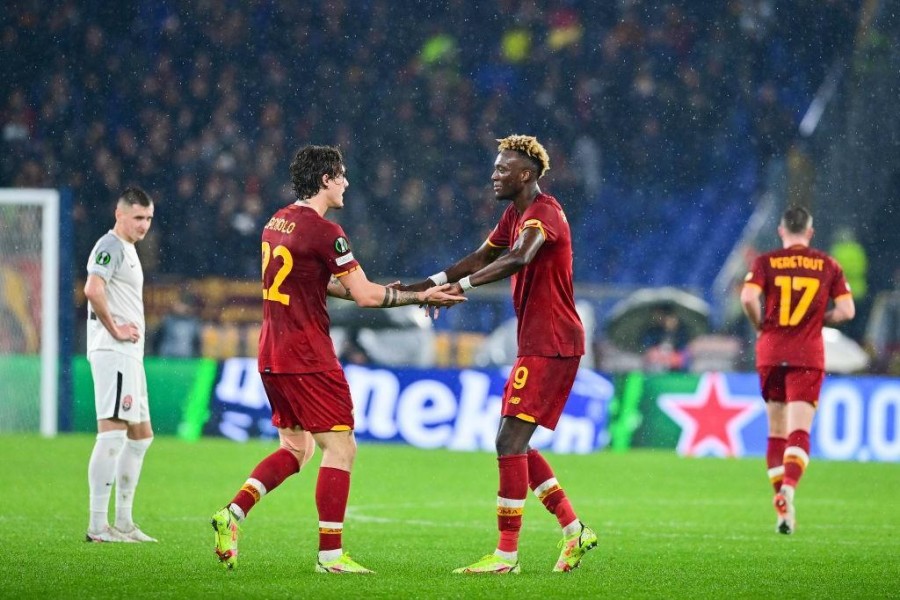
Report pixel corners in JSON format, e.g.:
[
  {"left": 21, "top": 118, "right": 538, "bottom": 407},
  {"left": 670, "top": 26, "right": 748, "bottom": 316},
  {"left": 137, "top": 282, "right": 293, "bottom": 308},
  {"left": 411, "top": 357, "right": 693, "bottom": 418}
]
[
  {"left": 741, "top": 205, "right": 855, "bottom": 534},
  {"left": 211, "top": 145, "right": 464, "bottom": 573},
  {"left": 399, "top": 135, "right": 597, "bottom": 574}
]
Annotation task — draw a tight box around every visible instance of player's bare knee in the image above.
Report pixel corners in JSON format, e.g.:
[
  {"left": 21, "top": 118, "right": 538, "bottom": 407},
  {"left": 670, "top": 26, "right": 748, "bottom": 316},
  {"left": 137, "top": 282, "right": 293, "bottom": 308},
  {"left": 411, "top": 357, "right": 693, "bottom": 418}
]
[
  {"left": 298, "top": 433, "right": 316, "bottom": 468},
  {"left": 279, "top": 429, "right": 315, "bottom": 466},
  {"left": 316, "top": 433, "right": 357, "bottom": 470}
]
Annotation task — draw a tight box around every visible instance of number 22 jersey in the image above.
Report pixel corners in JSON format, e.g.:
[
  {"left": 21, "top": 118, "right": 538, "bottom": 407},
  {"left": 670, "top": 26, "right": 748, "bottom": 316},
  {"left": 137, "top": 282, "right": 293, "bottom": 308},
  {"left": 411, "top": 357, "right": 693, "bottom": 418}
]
[
  {"left": 257, "top": 203, "right": 360, "bottom": 374},
  {"left": 745, "top": 244, "right": 851, "bottom": 369}
]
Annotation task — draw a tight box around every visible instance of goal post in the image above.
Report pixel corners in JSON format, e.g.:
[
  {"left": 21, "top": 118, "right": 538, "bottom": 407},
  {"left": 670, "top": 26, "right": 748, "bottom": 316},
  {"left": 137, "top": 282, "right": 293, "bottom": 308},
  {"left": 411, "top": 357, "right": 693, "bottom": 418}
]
[{"left": 0, "top": 189, "right": 60, "bottom": 436}]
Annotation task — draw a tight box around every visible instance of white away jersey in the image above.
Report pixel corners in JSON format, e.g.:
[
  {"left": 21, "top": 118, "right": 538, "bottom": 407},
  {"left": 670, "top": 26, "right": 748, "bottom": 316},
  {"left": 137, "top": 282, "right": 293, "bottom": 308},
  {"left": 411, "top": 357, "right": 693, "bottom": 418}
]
[{"left": 86, "top": 231, "right": 145, "bottom": 358}]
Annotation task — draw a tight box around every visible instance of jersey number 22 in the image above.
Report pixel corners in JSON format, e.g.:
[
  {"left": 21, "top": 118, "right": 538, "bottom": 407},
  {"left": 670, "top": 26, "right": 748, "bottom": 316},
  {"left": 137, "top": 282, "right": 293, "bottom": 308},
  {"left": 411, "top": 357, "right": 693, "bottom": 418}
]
[{"left": 262, "top": 241, "right": 292, "bottom": 306}]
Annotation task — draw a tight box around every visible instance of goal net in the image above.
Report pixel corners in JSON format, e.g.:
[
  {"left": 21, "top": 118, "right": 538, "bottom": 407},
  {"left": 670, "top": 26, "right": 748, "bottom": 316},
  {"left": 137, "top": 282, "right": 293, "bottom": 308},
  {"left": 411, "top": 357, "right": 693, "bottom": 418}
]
[{"left": 0, "top": 189, "right": 59, "bottom": 435}]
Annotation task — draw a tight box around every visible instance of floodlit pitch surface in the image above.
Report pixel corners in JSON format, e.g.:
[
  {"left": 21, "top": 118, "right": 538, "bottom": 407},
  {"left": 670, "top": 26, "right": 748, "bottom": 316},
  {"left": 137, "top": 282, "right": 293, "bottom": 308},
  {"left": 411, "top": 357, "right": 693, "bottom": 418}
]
[{"left": 2, "top": 435, "right": 897, "bottom": 598}]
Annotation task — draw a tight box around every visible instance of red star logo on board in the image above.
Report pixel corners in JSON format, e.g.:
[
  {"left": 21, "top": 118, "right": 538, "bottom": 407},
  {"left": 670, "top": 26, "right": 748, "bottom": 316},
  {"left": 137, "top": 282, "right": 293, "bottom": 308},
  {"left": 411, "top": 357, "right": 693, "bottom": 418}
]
[{"left": 658, "top": 372, "right": 762, "bottom": 457}]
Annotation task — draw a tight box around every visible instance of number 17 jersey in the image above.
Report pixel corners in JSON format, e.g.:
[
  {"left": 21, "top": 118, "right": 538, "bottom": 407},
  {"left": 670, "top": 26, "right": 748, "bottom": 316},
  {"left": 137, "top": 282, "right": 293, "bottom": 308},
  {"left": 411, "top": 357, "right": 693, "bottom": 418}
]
[
  {"left": 745, "top": 244, "right": 851, "bottom": 369},
  {"left": 258, "top": 203, "right": 360, "bottom": 374}
]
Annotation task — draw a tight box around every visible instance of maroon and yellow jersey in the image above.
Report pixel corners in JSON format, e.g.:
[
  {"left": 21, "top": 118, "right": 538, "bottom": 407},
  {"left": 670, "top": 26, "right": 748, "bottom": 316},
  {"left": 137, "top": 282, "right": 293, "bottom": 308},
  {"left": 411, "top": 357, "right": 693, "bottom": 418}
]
[
  {"left": 257, "top": 203, "right": 360, "bottom": 374},
  {"left": 488, "top": 193, "right": 585, "bottom": 357},
  {"left": 745, "top": 244, "right": 852, "bottom": 369}
]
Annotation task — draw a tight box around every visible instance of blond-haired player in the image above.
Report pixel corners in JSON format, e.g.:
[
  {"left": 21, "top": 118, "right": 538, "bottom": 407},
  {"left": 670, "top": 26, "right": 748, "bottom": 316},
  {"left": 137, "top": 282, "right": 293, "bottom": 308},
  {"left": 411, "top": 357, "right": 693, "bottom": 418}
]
[{"left": 398, "top": 135, "right": 597, "bottom": 573}]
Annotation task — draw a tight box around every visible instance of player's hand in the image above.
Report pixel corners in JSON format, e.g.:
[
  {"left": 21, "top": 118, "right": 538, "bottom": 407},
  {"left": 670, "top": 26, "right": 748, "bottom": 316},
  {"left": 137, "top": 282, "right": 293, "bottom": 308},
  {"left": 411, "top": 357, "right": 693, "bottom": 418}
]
[
  {"left": 114, "top": 322, "right": 141, "bottom": 343},
  {"left": 385, "top": 280, "right": 402, "bottom": 289},
  {"left": 418, "top": 284, "right": 466, "bottom": 318},
  {"left": 421, "top": 284, "right": 467, "bottom": 306},
  {"left": 398, "top": 280, "right": 434, "bottom": 293},
  {"left": 444, "top": 282, "right": 464, "bottom": 296}
]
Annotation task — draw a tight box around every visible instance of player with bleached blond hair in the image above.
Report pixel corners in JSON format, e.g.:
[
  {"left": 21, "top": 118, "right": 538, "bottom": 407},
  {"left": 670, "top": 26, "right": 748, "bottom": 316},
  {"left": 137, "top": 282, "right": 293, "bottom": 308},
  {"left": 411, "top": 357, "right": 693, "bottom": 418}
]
[{"left": 397, "top": 134, "right": 597, "bottom": 574}]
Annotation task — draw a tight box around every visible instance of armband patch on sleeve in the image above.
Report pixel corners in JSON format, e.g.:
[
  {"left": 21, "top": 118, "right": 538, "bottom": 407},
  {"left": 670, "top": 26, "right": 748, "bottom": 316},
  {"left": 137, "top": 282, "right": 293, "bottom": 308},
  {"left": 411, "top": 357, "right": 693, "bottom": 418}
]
[{"left": 335, "top": 252, "right": 355, "bottom": 266}]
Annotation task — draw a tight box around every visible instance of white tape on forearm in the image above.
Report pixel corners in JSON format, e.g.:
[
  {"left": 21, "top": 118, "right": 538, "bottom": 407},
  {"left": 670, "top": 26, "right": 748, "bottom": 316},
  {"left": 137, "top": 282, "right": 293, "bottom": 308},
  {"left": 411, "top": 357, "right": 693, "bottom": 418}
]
[
  {"left": 429, "top": 271, "right": 448, "bottom": 285},
  {"left": 459, "top": 276, "right": 475, "bottom": 291}
]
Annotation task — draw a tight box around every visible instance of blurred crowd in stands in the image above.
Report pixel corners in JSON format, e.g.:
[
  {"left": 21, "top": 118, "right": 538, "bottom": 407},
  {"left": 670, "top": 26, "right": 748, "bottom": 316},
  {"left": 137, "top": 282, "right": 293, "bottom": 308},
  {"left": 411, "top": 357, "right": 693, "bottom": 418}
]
[
  {"left": 8, "top": 0, "right": 893, "bottom": 370},
  {"left": 1, "top": 0, "right": 858, "bottom": 277}
]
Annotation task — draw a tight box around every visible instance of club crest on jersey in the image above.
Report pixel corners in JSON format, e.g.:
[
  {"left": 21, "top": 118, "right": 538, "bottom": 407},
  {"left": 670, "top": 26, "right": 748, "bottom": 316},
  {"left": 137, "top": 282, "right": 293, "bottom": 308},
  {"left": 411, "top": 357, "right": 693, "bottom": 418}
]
[
  {"left": 122, "top": 395, "right": 133, "bottom": 411},
  {"left": 334, "top": 236, "right": 350, "bottom": 254},
  {"left": 95, "top": 251, "right": 111, "bottom": 265}
]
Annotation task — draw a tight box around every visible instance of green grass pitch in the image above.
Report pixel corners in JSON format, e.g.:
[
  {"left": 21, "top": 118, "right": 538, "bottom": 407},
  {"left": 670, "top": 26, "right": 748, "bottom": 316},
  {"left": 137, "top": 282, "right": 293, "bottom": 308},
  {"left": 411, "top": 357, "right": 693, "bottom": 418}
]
[{"left": 1, "top": 434, "right": 897, "bottom": 599}]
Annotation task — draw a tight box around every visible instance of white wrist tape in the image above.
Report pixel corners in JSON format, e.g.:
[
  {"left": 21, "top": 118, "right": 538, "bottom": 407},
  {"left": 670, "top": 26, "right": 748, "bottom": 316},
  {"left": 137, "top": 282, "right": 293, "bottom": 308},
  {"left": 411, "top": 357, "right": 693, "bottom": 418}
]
[
  {"left": 429, "top": 271, "right": 448, "bottom": 286},
  {"left": 459, "top": 276, "right": 475, "bottom": 291}
]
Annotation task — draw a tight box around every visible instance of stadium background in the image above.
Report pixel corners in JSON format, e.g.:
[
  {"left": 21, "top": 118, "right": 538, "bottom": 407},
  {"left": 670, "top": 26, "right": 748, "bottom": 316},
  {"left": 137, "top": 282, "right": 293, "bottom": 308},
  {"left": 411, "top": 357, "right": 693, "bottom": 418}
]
[{"left": 1, "top": 0, "right": 899, "bottom": 455}]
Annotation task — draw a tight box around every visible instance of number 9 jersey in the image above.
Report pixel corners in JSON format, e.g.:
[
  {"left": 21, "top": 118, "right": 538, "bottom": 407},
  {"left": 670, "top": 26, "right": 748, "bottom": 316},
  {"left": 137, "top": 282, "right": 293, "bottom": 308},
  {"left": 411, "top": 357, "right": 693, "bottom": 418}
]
[
  {"left": 744, "top": 244, "right": 852, "bottom": 369},
  {"left": 257, "top": 203, "right": 360, "bottom": 374}
]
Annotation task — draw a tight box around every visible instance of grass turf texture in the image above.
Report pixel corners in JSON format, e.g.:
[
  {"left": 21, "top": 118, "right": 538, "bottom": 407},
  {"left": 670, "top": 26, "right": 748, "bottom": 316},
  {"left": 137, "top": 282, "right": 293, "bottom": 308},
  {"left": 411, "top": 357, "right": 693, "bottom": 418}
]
[{"left": 2, "top": 435, "right": 897, "bottom": 599}]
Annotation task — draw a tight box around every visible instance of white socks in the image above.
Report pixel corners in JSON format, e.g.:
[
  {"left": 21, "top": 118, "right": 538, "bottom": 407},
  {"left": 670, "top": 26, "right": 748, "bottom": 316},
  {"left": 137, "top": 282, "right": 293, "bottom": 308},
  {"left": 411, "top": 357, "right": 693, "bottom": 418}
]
[
  {"left": 87, "top": 431, "right": 153, "bottom": 532},
  {"left": 562, "top": 519, "right": 582, "bottom": 537},
  {"left": 319, "top": 548, "right": 343, "bottom": 563},
  {"left": 115, "top": 437, "right": 153, "bottom": 531},
  {"left": 88, "top": 430, "right": 126, "bottom": 532}
]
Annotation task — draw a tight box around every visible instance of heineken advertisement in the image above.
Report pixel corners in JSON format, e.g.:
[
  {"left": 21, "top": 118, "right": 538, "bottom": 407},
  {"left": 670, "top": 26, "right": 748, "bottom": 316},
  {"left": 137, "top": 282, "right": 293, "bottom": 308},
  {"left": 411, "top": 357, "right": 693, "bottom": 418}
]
[
  {"left": 204, "top": 359, "right": 613, "bottom": 454},
  {"left": 613, "top": 372, "right": 900, "bottom": 462},
  {"left": 62, "top": 355, "right": 900, "bottom": 462}
]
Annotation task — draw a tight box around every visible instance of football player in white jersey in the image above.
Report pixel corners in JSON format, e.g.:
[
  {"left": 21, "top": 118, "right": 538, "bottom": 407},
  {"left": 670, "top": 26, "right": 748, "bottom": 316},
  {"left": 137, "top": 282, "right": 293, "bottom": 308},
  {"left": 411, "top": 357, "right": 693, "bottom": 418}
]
[{"left": 83, "top": 187, "right": 157, "bottom": 543}]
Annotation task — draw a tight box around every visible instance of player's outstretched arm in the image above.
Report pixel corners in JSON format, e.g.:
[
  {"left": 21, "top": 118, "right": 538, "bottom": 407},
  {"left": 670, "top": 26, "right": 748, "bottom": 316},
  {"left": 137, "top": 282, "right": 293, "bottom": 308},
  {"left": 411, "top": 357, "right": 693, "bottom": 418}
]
[
  {"left": 338, "top": 267, "right": 466, "bottom": 309},
  {"left": 460, "top": 227, "right": 544, "bottom": 288},
  {"left": 397, "top": 241, "right": 506, "bottom": 292},
  {"left": 441, "top": 227, "right": 545, "bottom": 297}
]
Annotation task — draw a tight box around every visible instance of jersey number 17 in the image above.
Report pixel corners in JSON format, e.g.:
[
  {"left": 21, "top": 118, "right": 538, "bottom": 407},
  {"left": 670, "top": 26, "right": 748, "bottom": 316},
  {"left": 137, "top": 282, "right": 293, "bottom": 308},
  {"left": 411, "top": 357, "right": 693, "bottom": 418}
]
[{"left": 774, "top": 275, "right": 820, "bottom": 326}]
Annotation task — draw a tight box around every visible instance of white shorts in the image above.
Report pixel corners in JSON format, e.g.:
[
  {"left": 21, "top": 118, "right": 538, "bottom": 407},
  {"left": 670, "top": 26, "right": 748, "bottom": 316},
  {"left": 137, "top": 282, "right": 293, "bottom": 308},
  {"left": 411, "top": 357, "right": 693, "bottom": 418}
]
[{"left": 88, "top": 350, "right": 150, "bottom": 423}]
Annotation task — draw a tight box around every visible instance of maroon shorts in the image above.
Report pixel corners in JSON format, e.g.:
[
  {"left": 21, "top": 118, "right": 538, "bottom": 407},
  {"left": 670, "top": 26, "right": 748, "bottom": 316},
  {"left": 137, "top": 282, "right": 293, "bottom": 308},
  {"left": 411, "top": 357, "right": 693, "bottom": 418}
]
[
  {"left": 500, "top": 356, "right": 580, "bottom": 431},
  {"left": 758, "top": 365, "right": 824, "bottom": 406},
  {"left": 261, "top": 369, "right": 354, "bottom": 433}
]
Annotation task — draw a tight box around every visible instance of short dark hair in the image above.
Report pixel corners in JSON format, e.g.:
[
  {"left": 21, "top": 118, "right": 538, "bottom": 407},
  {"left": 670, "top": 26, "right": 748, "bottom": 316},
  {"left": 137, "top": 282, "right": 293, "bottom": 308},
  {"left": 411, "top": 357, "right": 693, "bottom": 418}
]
[
  {"left": 118, "top": 186, "right": 153, "bottom": 207},
  {"left": 290, "top": 145, "right": 344, "bottom": 200},
  {"left": 781, "top": 205, "right": 813, "bottom": 234}
]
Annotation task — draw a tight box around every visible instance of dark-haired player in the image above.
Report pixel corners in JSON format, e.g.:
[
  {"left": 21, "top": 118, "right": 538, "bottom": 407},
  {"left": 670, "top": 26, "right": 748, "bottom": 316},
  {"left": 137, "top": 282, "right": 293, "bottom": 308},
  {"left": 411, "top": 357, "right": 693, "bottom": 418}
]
[
  {"left": 399, "top": 135, "right": 597, "bottom": 574},
  {"left": 84, "top": 187, "right": 157, "bottom": 543},
  {"left": 741, "top": 205, "right": 855, "bottom": 534},
  {"left": 210, "top": 145, "right": 464, "bottom": 573}
]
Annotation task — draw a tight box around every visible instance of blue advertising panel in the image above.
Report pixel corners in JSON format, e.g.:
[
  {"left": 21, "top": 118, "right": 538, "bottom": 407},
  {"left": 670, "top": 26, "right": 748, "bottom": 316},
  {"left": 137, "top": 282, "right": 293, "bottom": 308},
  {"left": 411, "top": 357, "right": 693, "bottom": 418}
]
[{"left": 205, "top": 359, "right": 614, "bottom": 454}]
